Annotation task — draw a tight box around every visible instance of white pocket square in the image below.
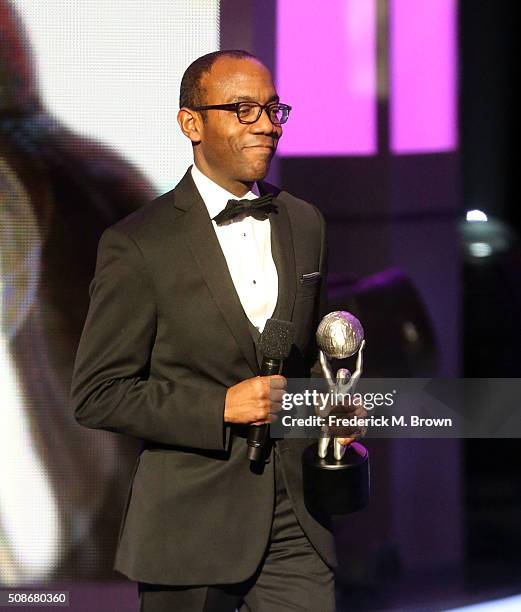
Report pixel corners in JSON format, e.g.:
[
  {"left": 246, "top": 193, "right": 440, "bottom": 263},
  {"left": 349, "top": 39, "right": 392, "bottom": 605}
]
[{"left": 300, "top": 271, "right": 321, "bottom": 284}]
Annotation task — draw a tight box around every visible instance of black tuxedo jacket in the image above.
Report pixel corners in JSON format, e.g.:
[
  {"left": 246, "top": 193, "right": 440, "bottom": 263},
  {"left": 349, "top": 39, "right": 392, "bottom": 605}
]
[{"left": 70, "top": 167, "right": 336, "bottom": 585}]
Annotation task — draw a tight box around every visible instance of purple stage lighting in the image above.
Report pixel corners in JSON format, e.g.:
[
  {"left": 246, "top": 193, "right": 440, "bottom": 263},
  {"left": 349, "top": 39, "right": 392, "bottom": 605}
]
[
  {"left": 390, "top": 0, "right": 457, "bottom": 153},
  {"left": 276, "top": 0, "right": 377, "bottom": 156}
]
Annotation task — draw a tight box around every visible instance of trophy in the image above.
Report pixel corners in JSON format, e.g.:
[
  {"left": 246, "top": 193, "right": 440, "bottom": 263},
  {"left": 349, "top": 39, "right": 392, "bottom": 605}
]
[{"left": 302, "top": 311, "right": 370, "bottom": 514}]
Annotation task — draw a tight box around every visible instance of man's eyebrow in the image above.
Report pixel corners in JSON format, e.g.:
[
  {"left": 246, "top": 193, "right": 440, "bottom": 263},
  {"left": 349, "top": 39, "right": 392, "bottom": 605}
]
[{"left": 229, "top": 94, "right": 280, "bottom": 103}]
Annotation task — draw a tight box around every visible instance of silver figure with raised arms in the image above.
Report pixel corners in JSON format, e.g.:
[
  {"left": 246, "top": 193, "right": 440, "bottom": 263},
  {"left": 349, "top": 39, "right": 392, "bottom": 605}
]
[{"left": 316, "top": 311, "right": 366, "bottom": 461}]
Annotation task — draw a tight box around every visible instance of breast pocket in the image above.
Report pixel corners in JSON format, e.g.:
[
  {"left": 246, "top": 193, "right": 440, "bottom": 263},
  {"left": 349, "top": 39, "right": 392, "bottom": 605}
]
[{"left": 298, "top": 271, "right": 321, "bottom": 298}]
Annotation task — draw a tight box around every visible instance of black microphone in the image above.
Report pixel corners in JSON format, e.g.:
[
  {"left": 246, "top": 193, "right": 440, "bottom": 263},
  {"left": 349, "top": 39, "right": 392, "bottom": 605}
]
[{"left": 247, "top": 318, "right": 294, "bottom": 462}]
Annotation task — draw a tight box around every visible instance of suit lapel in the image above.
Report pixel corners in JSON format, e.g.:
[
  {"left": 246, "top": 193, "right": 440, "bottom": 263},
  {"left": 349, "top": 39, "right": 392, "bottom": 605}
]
[
  {"left": 258, "top": 180, "right": 297, "bottom": 324},
  {"left": 170, "top": 169, "right": 259, "bottom": 374}
]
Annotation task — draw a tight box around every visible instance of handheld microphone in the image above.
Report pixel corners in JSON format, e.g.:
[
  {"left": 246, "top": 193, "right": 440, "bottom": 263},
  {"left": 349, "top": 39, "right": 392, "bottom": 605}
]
[{"left": 247, "top": 318, "right": 294, "bottom": 462}]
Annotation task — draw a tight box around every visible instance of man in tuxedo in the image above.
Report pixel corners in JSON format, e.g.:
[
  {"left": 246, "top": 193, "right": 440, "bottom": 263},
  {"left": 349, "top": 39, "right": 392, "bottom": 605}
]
[{"left": 71, "top": 50, "right": 358, "bottom": 611}]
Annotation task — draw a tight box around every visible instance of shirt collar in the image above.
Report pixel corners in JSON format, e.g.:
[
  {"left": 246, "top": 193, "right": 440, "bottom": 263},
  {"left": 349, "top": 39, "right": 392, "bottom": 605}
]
[{"left": 190, "top": 163, "right": 260, "bottom": 222}]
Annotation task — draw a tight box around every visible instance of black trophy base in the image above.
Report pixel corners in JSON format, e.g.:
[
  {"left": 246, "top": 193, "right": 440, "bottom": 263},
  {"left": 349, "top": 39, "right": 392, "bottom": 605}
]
[{"left": 302, "top": 441, "right": 370, "bottom": 515}]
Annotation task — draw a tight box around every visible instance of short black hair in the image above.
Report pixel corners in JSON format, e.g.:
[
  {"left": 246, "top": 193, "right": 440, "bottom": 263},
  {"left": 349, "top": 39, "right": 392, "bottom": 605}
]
[{"left": 179, "top": 50, "right": 261, "bottom": 112}]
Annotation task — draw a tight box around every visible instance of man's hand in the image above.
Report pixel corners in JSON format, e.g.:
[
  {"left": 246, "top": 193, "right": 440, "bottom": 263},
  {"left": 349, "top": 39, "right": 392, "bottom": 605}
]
[
  {"left": 326, "top": 400, "right": 368, "bottom": 447},
  {"left": 224, "top": 375, "right": 287, "bottom": 425}
]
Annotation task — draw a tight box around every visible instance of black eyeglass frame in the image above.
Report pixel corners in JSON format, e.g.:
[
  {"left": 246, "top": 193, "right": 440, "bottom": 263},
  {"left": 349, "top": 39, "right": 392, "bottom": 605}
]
[{"left": 190, "top": 101, "right": 292, "bottom": 125}]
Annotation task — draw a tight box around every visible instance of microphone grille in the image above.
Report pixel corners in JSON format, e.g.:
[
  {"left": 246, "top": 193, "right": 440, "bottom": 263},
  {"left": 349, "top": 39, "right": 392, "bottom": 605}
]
[{"left": 259, "top": 318, "right": 294, "bottom": 360}]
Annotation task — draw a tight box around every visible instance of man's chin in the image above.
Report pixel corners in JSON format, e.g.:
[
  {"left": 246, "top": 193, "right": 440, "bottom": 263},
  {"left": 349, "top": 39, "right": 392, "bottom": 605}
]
[{"left": 243, "top": 162, "right": 272, "bottom": 183}]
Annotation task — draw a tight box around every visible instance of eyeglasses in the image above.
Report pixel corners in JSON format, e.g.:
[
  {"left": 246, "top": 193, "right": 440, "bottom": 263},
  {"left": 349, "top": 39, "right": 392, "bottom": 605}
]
[{"left": 191, "top": 101, "right": 292, "bottom": 125}]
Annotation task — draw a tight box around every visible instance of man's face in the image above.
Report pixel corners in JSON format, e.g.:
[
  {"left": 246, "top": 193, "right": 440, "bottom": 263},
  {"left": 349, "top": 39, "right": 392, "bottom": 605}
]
[{"left": 188, "top": 57, "right": 283, "bottom": 195}]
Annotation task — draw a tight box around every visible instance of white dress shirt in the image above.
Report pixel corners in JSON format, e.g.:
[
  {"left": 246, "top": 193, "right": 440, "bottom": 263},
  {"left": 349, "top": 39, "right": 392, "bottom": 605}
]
[{"left": 190, "top": 164, "right": 278, "bottom": 333}]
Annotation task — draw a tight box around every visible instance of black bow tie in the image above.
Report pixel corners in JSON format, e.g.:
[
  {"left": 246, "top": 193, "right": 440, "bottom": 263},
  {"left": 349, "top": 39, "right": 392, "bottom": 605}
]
[{"left": 212, "top": 194, "right": 277, "bottom": 225}]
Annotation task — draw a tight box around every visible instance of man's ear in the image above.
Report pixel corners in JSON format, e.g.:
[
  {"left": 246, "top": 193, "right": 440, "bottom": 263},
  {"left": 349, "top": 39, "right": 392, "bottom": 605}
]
[{"left": 177, "top": 108, "right": 202, "bottom": 144}]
